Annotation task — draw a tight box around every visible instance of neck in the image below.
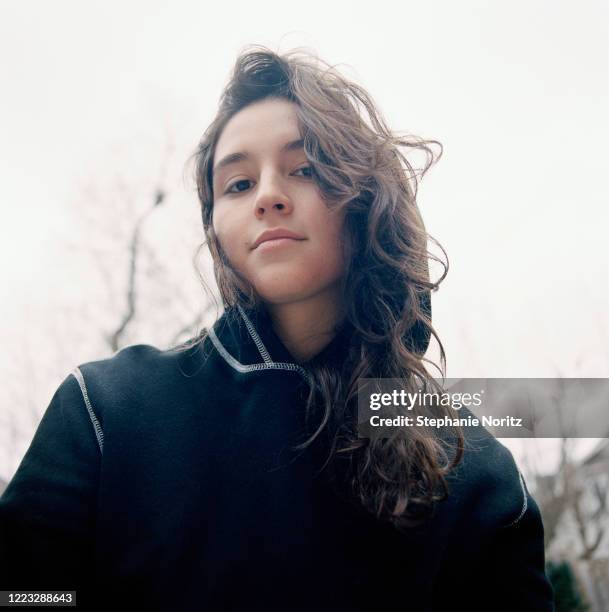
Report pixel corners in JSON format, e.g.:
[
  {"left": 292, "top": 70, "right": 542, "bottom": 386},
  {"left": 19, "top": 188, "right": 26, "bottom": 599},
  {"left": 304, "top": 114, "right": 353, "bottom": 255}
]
[{"left": 265, "top": 286, "right": 346, "bottom": 364}]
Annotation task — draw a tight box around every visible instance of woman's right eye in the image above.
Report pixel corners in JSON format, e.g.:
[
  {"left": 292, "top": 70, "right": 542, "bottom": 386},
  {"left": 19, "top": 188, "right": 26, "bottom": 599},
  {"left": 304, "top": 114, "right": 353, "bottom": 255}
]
[{"left": 225, "top": 179, "right": 252, "bottom": 195}]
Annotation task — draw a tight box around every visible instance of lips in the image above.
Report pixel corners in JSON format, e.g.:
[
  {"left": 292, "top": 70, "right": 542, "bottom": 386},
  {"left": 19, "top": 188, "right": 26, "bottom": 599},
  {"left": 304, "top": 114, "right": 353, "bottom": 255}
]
[{"left": 252, "top": 227, "right": 305, "bottom": 249}]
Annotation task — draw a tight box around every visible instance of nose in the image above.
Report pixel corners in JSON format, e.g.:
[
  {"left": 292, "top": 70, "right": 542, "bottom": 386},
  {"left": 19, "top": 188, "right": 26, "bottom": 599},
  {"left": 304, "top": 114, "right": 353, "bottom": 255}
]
[{"left": 252, "top": 170, "right": 294, "bottom": 219}]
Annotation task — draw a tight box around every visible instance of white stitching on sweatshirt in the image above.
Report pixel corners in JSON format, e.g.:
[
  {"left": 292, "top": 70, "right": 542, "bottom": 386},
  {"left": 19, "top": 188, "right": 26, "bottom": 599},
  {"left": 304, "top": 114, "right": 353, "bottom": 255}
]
[
  {"left": 505, "top": 468, "right": 528, "bottom": 527},
  {"left": 236, "top": 304, "right": 273, "bottom": 364},
  {"left": 71, "top": 367, "right": 104, "bottom": 455},
  {"left": 68, "top": 309, "right": 312, "bottom": 459},
  {"left": 208, "top": 325, "right": 313, "bottom": 386}
]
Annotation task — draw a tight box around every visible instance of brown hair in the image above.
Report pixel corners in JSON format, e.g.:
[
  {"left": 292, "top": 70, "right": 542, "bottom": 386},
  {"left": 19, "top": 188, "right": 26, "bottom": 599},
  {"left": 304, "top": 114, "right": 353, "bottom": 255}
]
[{"left": 187, "top": 44, "right": 464, "bottom": 531}]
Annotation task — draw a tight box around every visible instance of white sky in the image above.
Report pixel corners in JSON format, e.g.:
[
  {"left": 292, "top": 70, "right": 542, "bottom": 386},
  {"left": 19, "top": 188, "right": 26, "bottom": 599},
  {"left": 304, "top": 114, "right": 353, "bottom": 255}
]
[{"left": 1, "top": 0, "right": 608, "bottom": 478}]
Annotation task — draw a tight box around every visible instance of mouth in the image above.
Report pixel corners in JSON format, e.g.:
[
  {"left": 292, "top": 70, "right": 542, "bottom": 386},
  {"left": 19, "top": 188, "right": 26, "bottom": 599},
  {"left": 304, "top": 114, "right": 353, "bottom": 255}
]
[
  {"left": 255, "top": 237, "right": 304, "bottom": 252},
  {"left": 252, "top": 228, "right": 306, "bottom": 250}
]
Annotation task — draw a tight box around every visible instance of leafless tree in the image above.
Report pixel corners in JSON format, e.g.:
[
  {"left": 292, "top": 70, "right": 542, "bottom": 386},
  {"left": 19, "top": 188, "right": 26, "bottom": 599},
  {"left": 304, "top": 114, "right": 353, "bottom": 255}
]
[
  {"left": 1, "top": 120, "right": 215, "bottom": 481},
  {"left": 63, "top": 126, "right": 214, "bottom": 354},
  {"left": 527, "top": 357, "right": 609, "bottom": 559}
]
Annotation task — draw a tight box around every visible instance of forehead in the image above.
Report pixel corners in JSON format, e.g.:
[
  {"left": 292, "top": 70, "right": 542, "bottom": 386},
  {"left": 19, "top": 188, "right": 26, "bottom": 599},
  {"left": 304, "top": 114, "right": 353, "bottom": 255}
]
[{"left": 214, "top": 98, "right": 301, "bottom": 159}]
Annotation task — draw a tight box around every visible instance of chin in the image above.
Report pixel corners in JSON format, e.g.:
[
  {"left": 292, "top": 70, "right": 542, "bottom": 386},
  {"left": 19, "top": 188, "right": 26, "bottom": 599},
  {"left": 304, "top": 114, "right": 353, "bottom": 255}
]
[
  {"left": 251, "top": 274, "right": 308, "bottom": 300},
  {"left": 255, "top": 288, "right": 311, "bottom": 305},
  {"left": 249, "top": 268, "right": 341, "bottom": 305}
]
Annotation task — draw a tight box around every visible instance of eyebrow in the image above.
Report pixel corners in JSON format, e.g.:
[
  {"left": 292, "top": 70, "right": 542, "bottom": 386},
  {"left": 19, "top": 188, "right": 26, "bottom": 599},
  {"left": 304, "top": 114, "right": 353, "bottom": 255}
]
[{"left": 212, "top": 138, "right": 305, "bottom": 178}]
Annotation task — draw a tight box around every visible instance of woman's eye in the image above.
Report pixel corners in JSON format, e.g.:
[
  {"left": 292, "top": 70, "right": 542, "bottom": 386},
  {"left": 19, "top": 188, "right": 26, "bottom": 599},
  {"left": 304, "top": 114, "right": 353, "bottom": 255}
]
[
  {"left": 224, "top": 166, "right": 312, "bottom": 195},
  {"left": 294, "top": 165, "right": 313, "bottom": 178},
  {"left": 225, "top": 179, "right": 252, "bottom": 194}
]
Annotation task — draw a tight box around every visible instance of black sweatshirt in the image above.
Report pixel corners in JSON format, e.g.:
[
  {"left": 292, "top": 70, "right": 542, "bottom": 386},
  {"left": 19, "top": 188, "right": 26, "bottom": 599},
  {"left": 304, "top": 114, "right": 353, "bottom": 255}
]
[{"left": 0, "top": 304, "right": 555, "bottom": 611}]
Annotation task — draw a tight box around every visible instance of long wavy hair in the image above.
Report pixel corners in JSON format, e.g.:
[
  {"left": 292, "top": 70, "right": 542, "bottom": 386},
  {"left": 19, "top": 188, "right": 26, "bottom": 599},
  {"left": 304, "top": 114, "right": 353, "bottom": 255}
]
[{"left": 186, "top": 45, "right": 465, "bottom": 532}]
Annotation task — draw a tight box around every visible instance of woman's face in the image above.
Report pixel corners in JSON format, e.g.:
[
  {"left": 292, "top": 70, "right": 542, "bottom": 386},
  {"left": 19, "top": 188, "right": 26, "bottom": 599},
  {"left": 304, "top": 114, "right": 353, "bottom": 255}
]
[{"left": 211, "top": 97, "right": 347, "bottom": 307}]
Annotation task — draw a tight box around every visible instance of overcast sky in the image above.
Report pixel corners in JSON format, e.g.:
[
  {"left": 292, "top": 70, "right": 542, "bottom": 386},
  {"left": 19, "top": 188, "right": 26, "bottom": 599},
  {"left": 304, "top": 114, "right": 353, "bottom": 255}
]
[{"left": 1, "top": 0, "right": 608, "bottom": 478}]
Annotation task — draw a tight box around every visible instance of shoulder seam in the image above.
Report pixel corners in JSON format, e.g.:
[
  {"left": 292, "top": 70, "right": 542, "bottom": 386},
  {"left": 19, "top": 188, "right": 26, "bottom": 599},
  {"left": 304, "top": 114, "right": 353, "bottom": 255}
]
[
  {"left": 504, "top": 468, "right": 528, "bottom": 528},
  {"left": 70, "top": 367, "right": 104, "bottom": 455}
]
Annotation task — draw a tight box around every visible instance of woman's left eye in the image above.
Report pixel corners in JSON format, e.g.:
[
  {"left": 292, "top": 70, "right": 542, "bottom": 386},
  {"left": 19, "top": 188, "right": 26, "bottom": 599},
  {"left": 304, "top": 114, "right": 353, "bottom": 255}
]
[{"left": 293, "top": 165, "right": 313, "bottom": 178}]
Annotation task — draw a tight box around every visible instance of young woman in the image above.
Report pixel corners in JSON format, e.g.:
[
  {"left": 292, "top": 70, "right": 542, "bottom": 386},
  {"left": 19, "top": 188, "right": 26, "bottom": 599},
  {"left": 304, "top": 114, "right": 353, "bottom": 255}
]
[{"left": 0, "top": 47, "right": 555, "bottom": 611}]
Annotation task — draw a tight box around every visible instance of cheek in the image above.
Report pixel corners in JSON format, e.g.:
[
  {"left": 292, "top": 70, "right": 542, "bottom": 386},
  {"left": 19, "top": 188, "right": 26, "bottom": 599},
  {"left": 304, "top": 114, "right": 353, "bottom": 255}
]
[
  {"left": 321, "top": 211, "right": 347, "bottom": 263},
  {"left": 302, "top": 216, "right": 347, "bottom": 281},
  {"left": 212, "top": 207, "right": 239, "bottom": 260}
]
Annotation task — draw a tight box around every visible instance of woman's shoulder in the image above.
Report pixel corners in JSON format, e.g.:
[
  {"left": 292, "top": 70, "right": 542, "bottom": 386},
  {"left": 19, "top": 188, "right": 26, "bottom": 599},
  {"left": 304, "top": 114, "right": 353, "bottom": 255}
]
[
  {"left": 74, "top": 332, "right": 210, "bottom": 383},
  {"left": 441, "top": 409, "right": 531, "bottom": 532},
  {"left": 66, "top": 334, "right": 211, "bottom": 426},
  {"left": 73, "top": 342, "right": 168, "bottom": 393}
]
